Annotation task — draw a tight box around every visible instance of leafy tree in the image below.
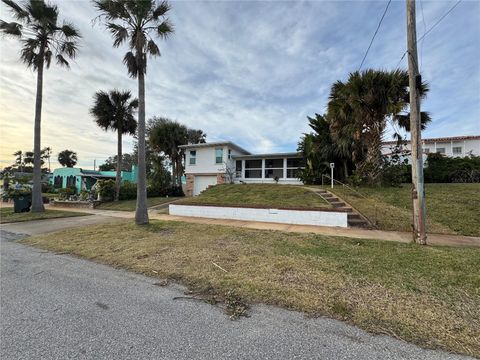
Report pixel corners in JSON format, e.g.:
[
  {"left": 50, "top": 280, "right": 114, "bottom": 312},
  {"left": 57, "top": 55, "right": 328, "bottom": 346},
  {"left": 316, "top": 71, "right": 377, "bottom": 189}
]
[
  {"left": 94, "top": 0, "right": 173, "bottom": 224},
  {"left": 41, "top": 146, "right": 52, "bottom": 172},
  {"left": 1, "top": 0, "right": 81, "bottom": 212},
  {"left": 327, "top": 69, "right": 430, "bottom": 184},
  {"left": 58, "top": 150, "right": 77, "bottom": 167},
  {"left": 13, "top": 150, "right": 24, "bottom": 172},
  {"left": 99, "top": 153, "right": 136, "bottom": 172},
  {"left": 148, "top": 117, "right": 187, "bottom": 187},
  {"left": 187, "top": 129, "right": 206, "bottom": 144},
  {"left": 90, "top": 90, "right": 138, "bottom": 201}
]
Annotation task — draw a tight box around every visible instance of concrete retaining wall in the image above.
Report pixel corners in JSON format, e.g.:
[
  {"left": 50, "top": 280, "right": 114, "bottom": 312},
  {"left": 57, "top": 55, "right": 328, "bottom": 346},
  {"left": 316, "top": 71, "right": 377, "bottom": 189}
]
[{"left": 169, "top": 204, "right": 348, "bottom": 228}]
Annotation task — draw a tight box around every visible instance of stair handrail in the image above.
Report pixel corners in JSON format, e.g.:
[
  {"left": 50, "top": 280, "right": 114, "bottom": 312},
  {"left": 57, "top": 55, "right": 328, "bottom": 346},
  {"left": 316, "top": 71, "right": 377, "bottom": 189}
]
[{"left": 320, "top": 174, "right": 377, "bottom": 227}]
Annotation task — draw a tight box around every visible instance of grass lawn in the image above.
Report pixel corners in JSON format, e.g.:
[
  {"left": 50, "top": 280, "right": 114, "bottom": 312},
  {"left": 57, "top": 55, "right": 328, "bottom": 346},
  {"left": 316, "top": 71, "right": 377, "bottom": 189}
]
[
  {"left": 96, "top": 197, "right": 180, "bottom": 211},
  {"left": 23, "top": 220, "right": 480, "bottom": 357},
  {"left": 322, "top": 183, "right": 480, "bottom": 236},
  {"left": 0, "top": 207, "right": 88, "bottom": 224},
  {"left": 179, "top": 184, "right": 330, "bottom": 208}
]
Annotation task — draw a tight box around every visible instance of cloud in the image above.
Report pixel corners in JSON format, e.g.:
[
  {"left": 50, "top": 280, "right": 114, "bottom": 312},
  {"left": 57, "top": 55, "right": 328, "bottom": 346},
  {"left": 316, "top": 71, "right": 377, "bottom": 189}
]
[{"left": 1, "top": 0, "right": 479, "bottom": 170}]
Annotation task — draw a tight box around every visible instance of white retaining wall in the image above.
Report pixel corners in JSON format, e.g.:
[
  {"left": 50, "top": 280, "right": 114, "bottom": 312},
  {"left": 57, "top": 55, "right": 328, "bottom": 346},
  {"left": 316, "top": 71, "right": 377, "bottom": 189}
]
[{"left": 169, "top": 204, "right": 348, "bottom": 228}]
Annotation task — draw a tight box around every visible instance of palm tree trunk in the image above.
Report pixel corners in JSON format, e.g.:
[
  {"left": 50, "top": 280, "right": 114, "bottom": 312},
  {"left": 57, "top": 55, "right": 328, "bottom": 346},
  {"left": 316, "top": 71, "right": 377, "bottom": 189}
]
[
  {"left": 115, "top": 129, "right": 122, "bottom": 202},
  {"left": 135, "top": 70, "right": 149, "bottom": 224},
  {"left": 31, "top": 52, "right": 45, "bottom": 213}
]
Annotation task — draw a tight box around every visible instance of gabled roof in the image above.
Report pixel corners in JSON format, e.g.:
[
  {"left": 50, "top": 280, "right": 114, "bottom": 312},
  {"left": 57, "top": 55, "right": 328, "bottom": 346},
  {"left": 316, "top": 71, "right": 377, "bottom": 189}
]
[{"left": 179, "top": 141, "right": 250, "bottom": 155}]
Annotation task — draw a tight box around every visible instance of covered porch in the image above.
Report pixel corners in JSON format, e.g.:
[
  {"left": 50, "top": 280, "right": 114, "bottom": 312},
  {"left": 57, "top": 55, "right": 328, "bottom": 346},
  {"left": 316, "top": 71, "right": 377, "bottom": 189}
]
[{"left": 232, "top": 152, "right": 305, "bottom": 184}]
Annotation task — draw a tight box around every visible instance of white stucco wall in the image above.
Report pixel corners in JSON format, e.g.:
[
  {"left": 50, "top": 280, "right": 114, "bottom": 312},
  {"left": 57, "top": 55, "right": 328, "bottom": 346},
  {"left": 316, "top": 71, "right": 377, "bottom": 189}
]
[
  {"left": 381, "top": 138, "right": 480, "bottom": 158},
  {"left": 169, "top": 204, "right": 348, "bottom": 227},
  {"left": 185, "top": 145, "right": 245, "bottom": 175}
]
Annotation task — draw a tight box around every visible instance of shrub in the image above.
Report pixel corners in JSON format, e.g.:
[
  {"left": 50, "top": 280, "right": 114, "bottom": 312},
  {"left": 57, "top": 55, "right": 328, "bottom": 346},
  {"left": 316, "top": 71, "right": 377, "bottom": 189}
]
[
  {"left": 424, "top": 154, "right": 480, "bottom": 183},
  {"left": 119, "top": 181, "right": 137, "bottom": 200},
  {"left": 3, "top": 186, "right": 31, "bottom": 200},
  {"left": 58, "top": 186, "right": 75, "bottom": 200},
  {"left": 97, "top": 179, "right": 115, "bottom": 202},
  {"left": 42, "top": 182, "right": 57, "bottom": 194},
  {"left": 167, "top": 185, "right": 184, "bottom": 197}
]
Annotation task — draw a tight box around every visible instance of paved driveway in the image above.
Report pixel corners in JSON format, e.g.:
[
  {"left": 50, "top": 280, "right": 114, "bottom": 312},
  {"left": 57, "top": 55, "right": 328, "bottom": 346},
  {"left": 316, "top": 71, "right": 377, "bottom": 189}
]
[{"left": 0, "top": 221, "right": 473, "bottom": 360}]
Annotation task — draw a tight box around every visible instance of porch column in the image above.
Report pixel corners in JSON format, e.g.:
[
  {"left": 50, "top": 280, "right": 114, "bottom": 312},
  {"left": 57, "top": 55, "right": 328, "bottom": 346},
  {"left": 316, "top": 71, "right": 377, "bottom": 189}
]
[
  {"left": 283, "top": 158, "right": 287, "bottom": 179},
  {"left": 242, "top": 160, "right": 245, "bottom": 179},
  {"left": 261, "top": 159, "right": 265, "bottom": 180}
]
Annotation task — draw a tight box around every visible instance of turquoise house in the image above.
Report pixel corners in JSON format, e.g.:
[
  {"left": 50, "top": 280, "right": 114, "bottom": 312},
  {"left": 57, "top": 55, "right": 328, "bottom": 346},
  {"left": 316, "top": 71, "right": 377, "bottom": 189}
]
[{"left": 49, "top": 166, "right": 137, "bottom": 193}]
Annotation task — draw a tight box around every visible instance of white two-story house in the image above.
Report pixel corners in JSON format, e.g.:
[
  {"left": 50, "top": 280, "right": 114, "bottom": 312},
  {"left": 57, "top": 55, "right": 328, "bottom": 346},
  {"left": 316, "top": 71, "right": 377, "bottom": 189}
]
[{"left": 180, "top": 141, "right": 305, "bottom": 196}]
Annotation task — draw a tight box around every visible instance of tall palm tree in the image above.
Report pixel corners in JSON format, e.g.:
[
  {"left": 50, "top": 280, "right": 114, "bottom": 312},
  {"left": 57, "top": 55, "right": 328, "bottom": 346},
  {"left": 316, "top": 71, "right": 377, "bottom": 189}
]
[
  {"left": 94, "top": 0, "right": 173, "bottom": 225},
  {"left": 58, "top": 150, "right": 77, "bottom": 168},
  {"left": 90, "top": 90, "right": 138, "bottom": 201},
  {"left": 1, "top": 0, "right": 81, "bottom": 212}
]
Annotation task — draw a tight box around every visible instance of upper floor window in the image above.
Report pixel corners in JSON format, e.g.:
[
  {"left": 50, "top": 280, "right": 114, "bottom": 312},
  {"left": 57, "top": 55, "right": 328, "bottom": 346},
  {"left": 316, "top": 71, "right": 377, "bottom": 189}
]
[
  {"left": 228, "top": 149, "right": 232, "bottom": 159},
  {"left": 215, "top": 148, "right": 224, "bottom": 164},
  {"left": 189, "top": 150, "right": 196, "bottom": 165},
  {"left": 423, "top": 148, "right": 430, "bottom": 153},
  {"left": 436, "top": 148, "right": 446, "bottom": 154},
  {"left": 452, "top": 146, "right": 462, "bottom": 155}
]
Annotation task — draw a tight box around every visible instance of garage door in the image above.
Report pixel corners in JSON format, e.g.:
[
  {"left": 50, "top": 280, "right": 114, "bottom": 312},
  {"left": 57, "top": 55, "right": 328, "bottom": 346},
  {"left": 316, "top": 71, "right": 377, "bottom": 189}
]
[{"left": 193, "top": 175, "right": 217, "bottom": 196}]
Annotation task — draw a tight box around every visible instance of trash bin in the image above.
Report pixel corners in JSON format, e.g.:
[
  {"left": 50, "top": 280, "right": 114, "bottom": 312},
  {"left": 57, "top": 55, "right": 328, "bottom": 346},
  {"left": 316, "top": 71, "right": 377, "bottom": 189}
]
[{"left": 13, "top": 195, "right": 32, "bottom": 213}]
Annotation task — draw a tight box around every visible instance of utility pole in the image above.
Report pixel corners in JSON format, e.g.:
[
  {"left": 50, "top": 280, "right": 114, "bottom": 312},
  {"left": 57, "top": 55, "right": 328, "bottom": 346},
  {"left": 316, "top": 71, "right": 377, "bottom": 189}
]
[
  {"left": 406, "top": 0, "right": 427, "bottom": 244},
  {"left": 94, "top": 159, "right": 96, "bottom": 171}
]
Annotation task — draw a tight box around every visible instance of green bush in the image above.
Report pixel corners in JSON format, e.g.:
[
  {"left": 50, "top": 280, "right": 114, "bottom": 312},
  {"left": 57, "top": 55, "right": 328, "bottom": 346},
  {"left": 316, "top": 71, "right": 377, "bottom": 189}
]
[
  {"left": 424, "top": 154, "right": 480, "bottom": 183},
  {"left": 58, "top": 186, "right": 76, "bottom": 200},
  {"left": 97, "top": 179, "right": 115, "bottom": 202},
  {"left": 119, "top": 181, "right": 137, "bottom": 200}
]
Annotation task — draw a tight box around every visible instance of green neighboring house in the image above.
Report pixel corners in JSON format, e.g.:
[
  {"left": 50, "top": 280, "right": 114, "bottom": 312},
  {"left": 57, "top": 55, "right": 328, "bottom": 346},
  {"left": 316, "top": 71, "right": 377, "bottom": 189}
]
[{"left": 50, "top": 166, "right": 137, "bottom": 193}]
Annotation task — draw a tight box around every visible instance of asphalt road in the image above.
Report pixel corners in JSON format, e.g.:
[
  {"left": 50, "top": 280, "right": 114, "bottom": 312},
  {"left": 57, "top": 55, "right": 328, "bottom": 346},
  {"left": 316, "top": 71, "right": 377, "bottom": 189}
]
[{"left": 0, "top": 223, "right": 473, "bottom": 360}]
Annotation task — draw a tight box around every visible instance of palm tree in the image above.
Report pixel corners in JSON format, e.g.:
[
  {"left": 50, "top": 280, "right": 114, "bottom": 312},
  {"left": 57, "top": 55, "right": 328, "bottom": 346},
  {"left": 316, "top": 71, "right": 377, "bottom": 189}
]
[
  {"left": 94, "top": 0, "right": 173, "bottom": 225},
  {"left": 90, "top": 90, "right": 138, "bottom": 201},
  {"left": 327, "top": 69, "right": 430, "bottom": 184},
  {"left": 58, "top": 150, "right": 77, "bottom": 168},
  {"left": 1, "top": 0, "right": 81, "bottom": 212}
]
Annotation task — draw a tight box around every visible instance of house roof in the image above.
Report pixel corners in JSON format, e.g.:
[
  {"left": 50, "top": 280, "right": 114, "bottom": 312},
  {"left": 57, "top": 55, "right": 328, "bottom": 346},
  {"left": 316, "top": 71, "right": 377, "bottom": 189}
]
[
  {"left": 179, "top": 141, "right": 251, "bottom": 155},
  {"left": 232, "top": 152, "right": 302, "bottom": 159},
  {"left": 382, "top": 135, "right": 480, "bottom": 145}
]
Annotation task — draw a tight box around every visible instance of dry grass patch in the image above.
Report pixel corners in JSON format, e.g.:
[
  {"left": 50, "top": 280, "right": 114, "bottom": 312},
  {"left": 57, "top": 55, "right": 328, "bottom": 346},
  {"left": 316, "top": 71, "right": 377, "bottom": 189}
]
[
  {"left": 22, "top": 221, "right": 480, "bottom": 357},
  {"left": 0, "top": 208, "right": 87, "bottom": 224},
  {"left": 96, "top": 197, "right": 180, "bottom": 211}
]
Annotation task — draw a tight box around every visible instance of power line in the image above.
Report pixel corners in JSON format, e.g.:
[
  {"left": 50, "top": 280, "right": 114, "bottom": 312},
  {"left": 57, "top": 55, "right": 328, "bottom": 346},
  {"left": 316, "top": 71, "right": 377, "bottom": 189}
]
[
  {"left": 395, "top": 0, "right": 462, "bottom": 68},
  {"left": 358, "top": 0, "right": 392, "bottom": 71}
]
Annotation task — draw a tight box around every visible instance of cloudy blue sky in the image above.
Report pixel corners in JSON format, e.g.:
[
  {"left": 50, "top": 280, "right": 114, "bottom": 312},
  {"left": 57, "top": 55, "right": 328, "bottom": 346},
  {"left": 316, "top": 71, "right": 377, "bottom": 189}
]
[{"left": 1, "top": 0, "right": 479, "bottom": 169}]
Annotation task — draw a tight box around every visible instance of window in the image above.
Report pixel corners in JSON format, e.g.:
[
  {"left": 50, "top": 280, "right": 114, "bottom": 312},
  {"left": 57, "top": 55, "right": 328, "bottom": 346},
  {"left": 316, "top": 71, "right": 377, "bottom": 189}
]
[
  {"left": 286, "top": 157, "right": 305, "bottom": 179},
  {"left": 215, "top": 148, "right": 223, "bottom": 164},
  {"left": 235, "top": 160, "right": 242, "bottom": 178},
  {"left": 423, "top": 148, "right": 430, "bottom": 154},
  {"left": 436, "top": 148, "right": 445, "bottom": 154},
  {"left": 264, "top": 158, "right": 283, "bottom": 179},
  {"left": 245, "top": 159, "right": 262, "bottom": 178},
  {"left": 453, "top": 146, "right": 462, "bottom": 155},
  {"left": 189, "top": 150, "right": 196, "bottom": 165},
  {"left": 228, "top": 149, "right": 232, "bottom": 159}
]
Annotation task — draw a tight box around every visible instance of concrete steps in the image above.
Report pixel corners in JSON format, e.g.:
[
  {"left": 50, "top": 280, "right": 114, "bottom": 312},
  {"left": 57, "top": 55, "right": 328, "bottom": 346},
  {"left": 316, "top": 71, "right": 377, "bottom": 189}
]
[{"left": 314, "top": 189, "right": 370, "bottom": 228}]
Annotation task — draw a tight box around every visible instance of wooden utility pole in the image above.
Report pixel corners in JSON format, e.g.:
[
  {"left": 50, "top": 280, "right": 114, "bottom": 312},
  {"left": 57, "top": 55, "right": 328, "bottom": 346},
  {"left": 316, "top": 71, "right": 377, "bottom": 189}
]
[{"left": 406, "top": 0, "right": 427, "bottom": 244}]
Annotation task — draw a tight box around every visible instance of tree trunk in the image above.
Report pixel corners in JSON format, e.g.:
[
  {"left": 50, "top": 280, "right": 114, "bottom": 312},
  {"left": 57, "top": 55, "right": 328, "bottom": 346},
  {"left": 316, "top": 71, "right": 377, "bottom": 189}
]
[
  {"left": 171, "top": 157, "right": 176, "bottom": 187},
  {"left": 176, "top": 157, "right": 182, "bottom": 187},
  {"left": 115, "top": 129, "right": 122, "bottom": 202},
  {"left": 31, "top": 50, "right": 45, "bottom": 213},
  {"left": 135, "top": 70, "right": 149, "bottom": 224}
]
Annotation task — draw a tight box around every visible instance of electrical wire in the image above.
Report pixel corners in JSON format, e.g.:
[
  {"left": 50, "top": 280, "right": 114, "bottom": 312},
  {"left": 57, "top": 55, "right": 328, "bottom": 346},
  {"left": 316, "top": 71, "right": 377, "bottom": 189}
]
[
  {"left": 358, "top": 0, "right": 392, "bottom": 71},
  {"left": 395, "top": 0, "right": 462, "bottom": 68}
]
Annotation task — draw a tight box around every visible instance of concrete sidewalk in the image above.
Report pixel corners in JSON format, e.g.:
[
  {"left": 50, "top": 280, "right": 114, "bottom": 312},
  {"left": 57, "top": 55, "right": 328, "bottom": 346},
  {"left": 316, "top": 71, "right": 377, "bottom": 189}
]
[{"left": 45, "top": 205, "right": 480, "bottom": 247}]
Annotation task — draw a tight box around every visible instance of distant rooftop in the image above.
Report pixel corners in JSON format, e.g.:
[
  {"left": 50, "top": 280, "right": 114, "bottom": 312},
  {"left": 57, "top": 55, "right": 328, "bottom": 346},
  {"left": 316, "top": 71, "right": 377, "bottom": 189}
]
[
  {"left": 179, "top": 141, "right": 251, "bottom": 155},
  {"left": 382, "top": 135, "right": 480, "bottom": 145}
]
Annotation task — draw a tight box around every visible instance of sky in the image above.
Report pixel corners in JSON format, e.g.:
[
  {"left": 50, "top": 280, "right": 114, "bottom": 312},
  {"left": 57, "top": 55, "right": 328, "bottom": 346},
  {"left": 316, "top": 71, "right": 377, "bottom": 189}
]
[{"left": 0, "top": 0, "right": 479, "bottom": 170}]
